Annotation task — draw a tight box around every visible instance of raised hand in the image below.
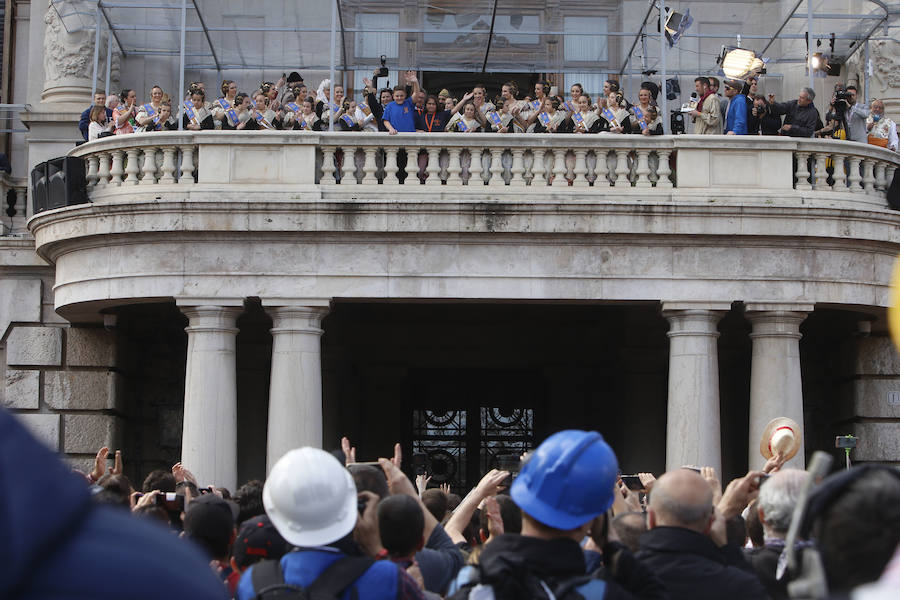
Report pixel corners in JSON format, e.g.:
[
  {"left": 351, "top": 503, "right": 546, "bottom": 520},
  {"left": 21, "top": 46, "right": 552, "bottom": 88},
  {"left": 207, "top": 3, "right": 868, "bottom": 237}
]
[
  {"left": 439, "top": 482, "right": 451, "bottom": 495},
  {"left": 638, "top": 472, "right": 656, "bottom": 492},
  {"left": 391, "top": 442, "right": 402, "bottom": 469},
  {"left": 90, "top": 446, "right": 109, "bottom": 482},
  {"left": 701, "top": 466, "right": 723, "bottom": 505},
  {"left": 415, "top": 473, "right": 432, "bottom": 496},
  {"left": 474, "top": 469, "right": 509, "bottom": 498},
  {"left": 172, "top": 461, "right": 198, "bottom": 486},
  {"left": 341, "top": 437, "right": 357, "bottom": 466},
  {"left": 483, "top": 495, "right": 504, "bottom": 541}
]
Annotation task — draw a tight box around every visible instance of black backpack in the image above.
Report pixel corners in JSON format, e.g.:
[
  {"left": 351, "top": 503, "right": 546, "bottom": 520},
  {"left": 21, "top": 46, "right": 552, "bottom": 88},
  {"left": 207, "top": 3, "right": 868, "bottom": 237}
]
[{"left": 251, "top": 555, "right": 375, "bottom": 600}]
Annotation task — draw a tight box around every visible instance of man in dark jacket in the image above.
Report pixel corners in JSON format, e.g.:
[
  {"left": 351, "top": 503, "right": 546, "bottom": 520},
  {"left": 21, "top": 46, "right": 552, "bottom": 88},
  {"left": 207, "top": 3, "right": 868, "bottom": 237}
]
[
  {"left": 448, "top": 430, "right": 667, "bottom": 600},
  {"left": 0, "top": 408, "right": 227, "bottom": 599},
  {"left": 78, "top": 91, "right": 113, "bottom": 140},
  {"left": 636, "top": 468, "right": 770, "bottom": 600},
  {"left": 770, "top": 88, "right": 819, "bottom": 137}
]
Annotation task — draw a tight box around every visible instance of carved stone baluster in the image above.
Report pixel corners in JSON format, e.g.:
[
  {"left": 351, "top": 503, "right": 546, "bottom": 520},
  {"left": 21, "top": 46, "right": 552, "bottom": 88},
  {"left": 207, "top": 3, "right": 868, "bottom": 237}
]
[
  {"left": 341, "top": 147, "right": 357, "bottom": 184},
  {"left": 847, "top": 156, "right": 863, "bottom": 193},
  {"left": 180, "top": 146, "right": 196, "bottom": 184},
  {"left": 831, "top": 154, "right": 847, "bottom": 190},
  {"left": 361, "top": 147, "right": 377, "bottom": 184},
  {"left": 468, "top": 148, "right": 483, "bottom": 185},
  {"left": 794, "top": 151, "right": 811, "bottom": 190},
  {"left": 123, "top": 148, "right": 141, "bottom": 185},
  {"left": 96, "top": 152, "right": 110, "bottom": 187},
  {"left": 383, "top": 147, "right": 399, "bottom": 184},
  {"left": 813, "top": 153, "right": 829, "bottom": 190},
  {"left": 109, "top": 150, "right": 125, "bottom": 186},
  {"left": 425, "top": 147, "right": 441, "bottom": 186},
  {"left": 488, "top": 149, "right": 504, "bottom": 186},
  {"left": 550, "top": 149, "right": 567, "bottom": 187},
  {"left": 634, "top": 150, "right": 652, "bottom": 188},
  {"left": 594, "top": 149, "right": 610, "bottom": 187},
  {"left": 510, "top": 149, "right": 526, "bottom": 186},
  {"left": 572, "top": 149, "right": 589, "bottom": 188},
  {"left": 446, "top": 148, "right": 463, "bottom": 186},
  {"left": 320, "top": 146, "right": 337, "bottom": 184},
  {"left": 613, "top": 150, "right": 629, "bottom": 187},
  {"left": 528, "top": 149, "right": 544, "bottom": 186},
  {"left": 406, "top": 146, "right": 421, "bottom": 184},
  {"left": 158, "top": 147, "right": 177, "bottom": 183},
  {"left": 656, "top": 150, "right": 672, "bottom": 188},
  {"left": 139, "top": 148, "right": 157, "bottom": 185},
  {"left": 85, "top": 155, "right": 100, "bottom": 187},
  {"left": 861, "top": 159, "right": 875, "bottom": 194},
  {"left": 873, "top": 162, "right": 885, "bottom": 191}
]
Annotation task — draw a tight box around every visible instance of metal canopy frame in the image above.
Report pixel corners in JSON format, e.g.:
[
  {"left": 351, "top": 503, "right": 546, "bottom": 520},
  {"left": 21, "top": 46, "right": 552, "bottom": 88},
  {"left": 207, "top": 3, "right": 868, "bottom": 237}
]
[{"left": 53, "top": 0, "right": 900, "bottom": 130}]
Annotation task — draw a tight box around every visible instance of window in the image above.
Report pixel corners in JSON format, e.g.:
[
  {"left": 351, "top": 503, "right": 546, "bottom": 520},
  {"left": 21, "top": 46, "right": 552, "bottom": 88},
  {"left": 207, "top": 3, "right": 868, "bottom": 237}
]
[
  {"left": 564, "top": 73, "right": 608, "bottom": 100},
  {"left": 355, "top": 13, "right": 399, "bottom": 59},
  {"left": 564, "top": 16, "right": 608, "bottom": 63}
]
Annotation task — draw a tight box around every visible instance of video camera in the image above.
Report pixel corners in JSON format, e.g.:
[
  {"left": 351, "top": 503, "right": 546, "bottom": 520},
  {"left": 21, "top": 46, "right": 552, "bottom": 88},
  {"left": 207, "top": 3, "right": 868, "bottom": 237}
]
[{"left": 375, "top": 55, "right": 388, "bottom": 78}]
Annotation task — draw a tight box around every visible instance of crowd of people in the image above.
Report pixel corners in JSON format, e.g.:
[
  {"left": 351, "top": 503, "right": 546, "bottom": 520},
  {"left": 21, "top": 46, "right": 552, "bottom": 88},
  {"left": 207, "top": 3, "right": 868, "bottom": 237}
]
[
  {"left": 76, "top": 69, "right": 897, "bottom": 150},
  {"left": 4, "top": 404, "right": 900, "bottom": 600}
]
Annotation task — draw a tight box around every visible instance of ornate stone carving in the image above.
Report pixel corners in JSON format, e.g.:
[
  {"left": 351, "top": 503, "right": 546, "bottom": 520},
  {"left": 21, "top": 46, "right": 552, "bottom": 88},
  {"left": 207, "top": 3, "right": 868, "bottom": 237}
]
[{"left": 41, "top": 3, "right": 116, "bottom": 103}]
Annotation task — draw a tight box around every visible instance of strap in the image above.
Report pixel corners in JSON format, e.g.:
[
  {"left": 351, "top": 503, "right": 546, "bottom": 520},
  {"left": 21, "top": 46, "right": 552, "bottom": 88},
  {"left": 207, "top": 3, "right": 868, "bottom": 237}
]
[
  {"left": 252, "top": 559, "right": 289, "bottom": 597},
  {"left": 307, "top": 556, "right": 374, "bottom": 599}
]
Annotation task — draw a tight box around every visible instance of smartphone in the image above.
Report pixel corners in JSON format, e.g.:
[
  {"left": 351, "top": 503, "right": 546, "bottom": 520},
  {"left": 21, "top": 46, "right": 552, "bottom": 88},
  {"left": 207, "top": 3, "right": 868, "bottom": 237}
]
[
  {"left": 357, "top": 497, "right": 368, "bottom": 514},
  {"left": 156, "top": 492, "right": 185, "bottom": 512},
  {"left": 620, "top": 475, "right": 644, "bottom": 491},
  {"left": 835, "top": 435, "right": 858, "bottom": 449}
]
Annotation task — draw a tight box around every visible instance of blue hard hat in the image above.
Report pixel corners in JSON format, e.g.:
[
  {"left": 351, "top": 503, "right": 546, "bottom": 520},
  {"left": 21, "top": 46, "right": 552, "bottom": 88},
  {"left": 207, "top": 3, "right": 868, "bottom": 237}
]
[{"left": 511, "top": 430, "right": 619, "bottom": 530}]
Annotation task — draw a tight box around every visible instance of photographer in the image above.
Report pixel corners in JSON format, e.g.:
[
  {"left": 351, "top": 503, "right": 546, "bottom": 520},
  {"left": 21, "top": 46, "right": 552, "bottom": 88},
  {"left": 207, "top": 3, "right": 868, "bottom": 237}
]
[
  {"left": 839, "top": 85, "right": 869, "bottom": 143},
  {"left": 749, "top": 95, "right": 781, "bottom": 135},
  {"left": 770, "top": 87, "right": 818, "bottom": 137}
]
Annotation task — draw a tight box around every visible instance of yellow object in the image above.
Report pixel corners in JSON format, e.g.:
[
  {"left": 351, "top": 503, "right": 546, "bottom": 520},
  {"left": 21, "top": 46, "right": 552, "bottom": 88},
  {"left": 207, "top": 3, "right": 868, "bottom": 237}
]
[{"left": 890, "top": 255, "right": 900, "bottom": 353}]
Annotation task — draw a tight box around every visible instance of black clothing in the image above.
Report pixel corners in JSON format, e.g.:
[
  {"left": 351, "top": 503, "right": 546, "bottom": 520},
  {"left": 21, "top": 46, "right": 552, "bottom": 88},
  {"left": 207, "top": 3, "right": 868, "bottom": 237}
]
[
  {"left": 745, "top": 544, "right": 803, "bottom": 600},
  {"left": 182, "top": 113, "right": 214, "bottom": 130},
  {"left": 769, "top": 100, "right": 818, "bottom": 137},
  {"left": 636, "top": 527, "right": 769, "bottom": 600},
  {"left": 366, "top": 91, "right": 389, "bottom": 132},
  {"left": 449, "top": 534, "right": 667, "bottom": 600},
  {"left": 414, "top": 110, "right": 452, "bottom": 132}
]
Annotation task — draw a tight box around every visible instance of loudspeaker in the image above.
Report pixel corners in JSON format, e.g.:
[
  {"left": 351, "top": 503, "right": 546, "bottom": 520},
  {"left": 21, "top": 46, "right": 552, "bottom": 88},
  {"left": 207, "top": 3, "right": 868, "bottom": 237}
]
[{"left": 31, "top": 156, "right": 87, "bottom": 214}]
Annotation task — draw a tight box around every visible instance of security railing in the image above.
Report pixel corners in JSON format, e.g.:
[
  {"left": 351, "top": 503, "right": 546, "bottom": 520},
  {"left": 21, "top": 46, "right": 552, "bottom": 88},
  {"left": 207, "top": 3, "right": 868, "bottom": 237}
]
[{"left": 67, "top": 132, "right": 899, "bottom": 204}]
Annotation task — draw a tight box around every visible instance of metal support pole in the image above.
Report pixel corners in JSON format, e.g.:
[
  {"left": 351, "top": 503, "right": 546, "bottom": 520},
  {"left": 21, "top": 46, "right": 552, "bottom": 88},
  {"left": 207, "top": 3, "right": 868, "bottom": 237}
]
[
  {"left": 92, "top": 3, "right": 102, "bottom": 98},
  {"left": 807, "top": 0, "right": 814, "bottom": 93},
  {"left": 178, "top": 0, "right": 187, "bottom": 131},
  {"left": 104, "top": 29, "right": 112, "bottom": 97},
  {"left": 660, "top": 0, "right": 669, "bottom": 133},
  {"left": 864, "top": 40, "right": 870, "bottom": 103},
  {"left": 329, "top": 0, "right": 336, "bottom": 132}
]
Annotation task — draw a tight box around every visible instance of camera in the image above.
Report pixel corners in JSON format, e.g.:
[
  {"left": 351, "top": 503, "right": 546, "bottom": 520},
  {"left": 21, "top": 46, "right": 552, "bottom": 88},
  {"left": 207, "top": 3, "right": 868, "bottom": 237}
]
[
  {"left": 834, "top": 89, "right": 851, "bottom": 103},
  {"left": 375, "top": 55, "right": 389, "bottom": 78},
  {"left": 670, "top": 110, "right": 685, "bottom": 134}
]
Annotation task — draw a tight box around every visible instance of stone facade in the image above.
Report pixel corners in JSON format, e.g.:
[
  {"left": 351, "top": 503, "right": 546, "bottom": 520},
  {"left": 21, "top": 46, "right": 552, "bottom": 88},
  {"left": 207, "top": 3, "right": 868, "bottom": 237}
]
[{"left": 2, "top": 0, "right": 900, "bottom": 488}]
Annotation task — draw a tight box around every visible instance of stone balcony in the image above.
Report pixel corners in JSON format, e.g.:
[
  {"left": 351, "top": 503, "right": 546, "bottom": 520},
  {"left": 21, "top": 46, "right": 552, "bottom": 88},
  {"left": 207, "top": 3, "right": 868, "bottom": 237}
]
[{"left": 26, "top": 131, "right": 900, "bottom": 323}]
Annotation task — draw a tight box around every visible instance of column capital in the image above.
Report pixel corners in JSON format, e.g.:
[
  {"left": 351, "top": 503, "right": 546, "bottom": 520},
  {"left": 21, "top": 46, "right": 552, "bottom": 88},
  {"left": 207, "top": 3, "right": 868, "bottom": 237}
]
[
  {"left": 263, "top": 300, "right": 331, "bottom": 336},
  {"left": 746, "top": 309, "right": 809, "bottom": 341},
  {"left": 178, "top": 304, "right": 242, "bottom": 334},
  {"left": 662, "top": 305, "right": 727, "bottom": 339}
]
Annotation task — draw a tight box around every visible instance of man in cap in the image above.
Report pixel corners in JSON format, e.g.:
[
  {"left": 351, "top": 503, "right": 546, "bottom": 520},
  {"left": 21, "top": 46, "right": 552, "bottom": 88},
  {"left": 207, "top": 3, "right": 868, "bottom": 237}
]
[
  {"left": 448, "top": 430, "right": 666, "bottom": 599},
  {"left": 230, "top": 515, "right": 289, "bottom": 575},
  {"left": 235, "top": 447, "right": 423, "bottom": 600},
  {"left": 636, "top": 468, "right": 769, "bottom": 600},
  {"left": 724, "top": 78, "right": 749, "bottom": 135}
]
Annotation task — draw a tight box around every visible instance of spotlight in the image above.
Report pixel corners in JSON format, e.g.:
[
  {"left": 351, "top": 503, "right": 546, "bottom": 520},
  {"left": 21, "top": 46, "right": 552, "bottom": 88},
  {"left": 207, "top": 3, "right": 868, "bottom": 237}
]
[
  {"left": 719, "top": 47, "right": 762, "bottom": 79},
  {"left": 810, "top": 52, "right": 823, "bottom": 70}
]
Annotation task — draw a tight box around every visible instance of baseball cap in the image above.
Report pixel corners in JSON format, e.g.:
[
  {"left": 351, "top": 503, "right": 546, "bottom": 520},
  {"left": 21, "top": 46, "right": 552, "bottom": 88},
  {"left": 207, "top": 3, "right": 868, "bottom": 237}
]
[{"left": 232, "top": 515, "right": 290, "bottom": 570}]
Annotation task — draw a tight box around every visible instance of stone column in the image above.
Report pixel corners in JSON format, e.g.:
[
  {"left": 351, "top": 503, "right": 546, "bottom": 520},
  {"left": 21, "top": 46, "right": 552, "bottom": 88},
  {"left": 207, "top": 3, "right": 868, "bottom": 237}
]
[
  {"left": 662, "top": 302, "right": 730, "bottom": 474},
  {"left": 177, "top": 300, "right": 242, "bottom": 491},
  {"left": 746, "top": 304, "right": 812, "bottom": 469},
  {"left": 263, "top": 299, "right": 330, "bottom": 474}
]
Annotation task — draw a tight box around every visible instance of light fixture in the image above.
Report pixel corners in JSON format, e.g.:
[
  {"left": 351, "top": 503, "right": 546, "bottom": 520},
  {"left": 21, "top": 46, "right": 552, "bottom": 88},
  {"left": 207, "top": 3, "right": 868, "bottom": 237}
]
[
  {"left": 719, "top": 47, "right": 759, "bottom": 79},
  {"left": 664, "top": 8, "right": 693, "bottom": 47},
  {"left": 810, "top": 52, "right": 823, "bottom": 70}
]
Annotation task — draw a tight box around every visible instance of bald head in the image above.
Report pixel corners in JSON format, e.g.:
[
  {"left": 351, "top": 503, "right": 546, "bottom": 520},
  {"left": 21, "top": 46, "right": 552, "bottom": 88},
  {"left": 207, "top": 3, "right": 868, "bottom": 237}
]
[{"left": 648, "top": 469, "right": 714, "bottom": 532}]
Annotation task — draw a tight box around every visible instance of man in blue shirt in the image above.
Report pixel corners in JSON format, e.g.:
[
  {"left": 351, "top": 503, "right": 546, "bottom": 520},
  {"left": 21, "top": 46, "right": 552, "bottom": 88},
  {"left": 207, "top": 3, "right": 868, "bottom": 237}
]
[
  {"left": 79, "top": 91, "right": 113, "bottom": 140},
  {"left": 724, "top": 79, "right": 749, "bottom": 135},
  {"left": 383, "top": 71, "right": 420, "bottom": 134}
]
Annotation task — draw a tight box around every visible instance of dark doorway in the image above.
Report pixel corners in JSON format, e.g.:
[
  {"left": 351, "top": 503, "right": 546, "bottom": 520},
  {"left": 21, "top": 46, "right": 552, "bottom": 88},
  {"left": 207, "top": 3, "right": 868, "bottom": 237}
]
[
  {"left": 421, "top": 71, "right": 539, "bottom": 102},
  {"left": 406, "top": 368, "right": 546, "bottom": 492}
]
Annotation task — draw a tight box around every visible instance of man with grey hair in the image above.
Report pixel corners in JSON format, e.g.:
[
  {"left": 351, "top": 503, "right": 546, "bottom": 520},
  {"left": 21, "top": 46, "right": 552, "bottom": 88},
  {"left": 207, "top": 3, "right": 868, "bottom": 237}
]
[
  {"left": 745, "top": 469, "right": 808, "bottom": 600},
  {"left": 770, "top": 87, "right": 819, "bottom": 138},
  {"left": 636, "top": 468, "right": 768, "bottom": 600}
]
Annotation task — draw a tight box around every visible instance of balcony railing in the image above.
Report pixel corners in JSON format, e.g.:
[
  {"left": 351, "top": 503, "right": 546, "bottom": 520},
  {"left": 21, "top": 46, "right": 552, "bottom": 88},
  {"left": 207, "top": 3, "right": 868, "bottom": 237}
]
[{"left": 68, "top": 132, "right": 898, "bottom": 205}]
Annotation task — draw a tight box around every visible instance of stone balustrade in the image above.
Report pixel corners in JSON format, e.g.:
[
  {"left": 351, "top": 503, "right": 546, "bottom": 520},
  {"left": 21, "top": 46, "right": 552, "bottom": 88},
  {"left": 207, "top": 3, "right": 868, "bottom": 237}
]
[{"left": 67, "top": 132, "right": 898, "bottom": 205}]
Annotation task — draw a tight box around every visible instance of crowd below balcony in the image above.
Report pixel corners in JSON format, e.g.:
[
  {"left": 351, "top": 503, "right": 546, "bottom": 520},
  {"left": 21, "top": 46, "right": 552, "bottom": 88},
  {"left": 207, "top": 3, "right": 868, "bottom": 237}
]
[{"left": 78, "top": 69, "right": 897, "bottom": 151}]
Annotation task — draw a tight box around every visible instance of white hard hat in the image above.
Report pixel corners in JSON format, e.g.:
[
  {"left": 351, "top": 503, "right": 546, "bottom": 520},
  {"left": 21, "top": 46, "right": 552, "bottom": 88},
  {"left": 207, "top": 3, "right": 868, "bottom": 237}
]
[{"left": 263, "top": 447, "right": 358, "bottom": 548}]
